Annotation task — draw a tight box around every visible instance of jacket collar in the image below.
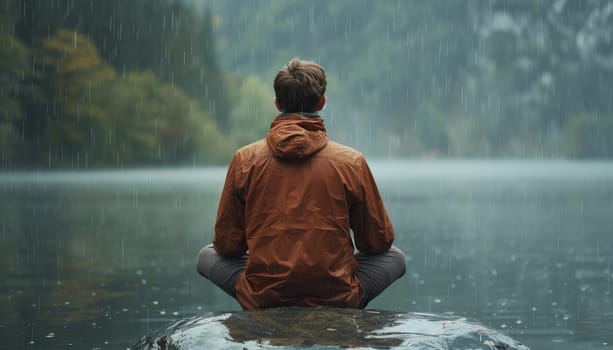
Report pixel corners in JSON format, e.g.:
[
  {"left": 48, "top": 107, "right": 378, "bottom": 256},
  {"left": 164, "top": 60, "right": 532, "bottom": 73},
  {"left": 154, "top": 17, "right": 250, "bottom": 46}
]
[{"left": 266, "top": 114, "right": 328, "bottom": 159}]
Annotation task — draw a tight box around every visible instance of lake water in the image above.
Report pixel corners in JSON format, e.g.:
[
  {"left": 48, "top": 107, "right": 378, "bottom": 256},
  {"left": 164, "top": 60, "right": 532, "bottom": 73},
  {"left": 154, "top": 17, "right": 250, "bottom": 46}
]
[{"left": 0, "top": 161, "right": 611, "bottom": 349}]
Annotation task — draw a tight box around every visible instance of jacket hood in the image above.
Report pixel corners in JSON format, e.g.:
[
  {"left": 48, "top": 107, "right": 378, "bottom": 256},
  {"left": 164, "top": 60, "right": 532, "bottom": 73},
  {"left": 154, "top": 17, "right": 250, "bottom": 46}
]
[{"left": 266, "top": 114, "right": 328, "bottom": 158}]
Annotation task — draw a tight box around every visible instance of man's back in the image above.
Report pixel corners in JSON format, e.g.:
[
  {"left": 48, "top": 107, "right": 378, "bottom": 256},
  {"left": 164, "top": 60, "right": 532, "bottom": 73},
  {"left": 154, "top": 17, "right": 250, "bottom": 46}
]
[
  {"left": 198, "top": 58, "right": 404, "bottom": 311},
  {"left": 214, "top": 114, "right": 394, "bottom": 309}
]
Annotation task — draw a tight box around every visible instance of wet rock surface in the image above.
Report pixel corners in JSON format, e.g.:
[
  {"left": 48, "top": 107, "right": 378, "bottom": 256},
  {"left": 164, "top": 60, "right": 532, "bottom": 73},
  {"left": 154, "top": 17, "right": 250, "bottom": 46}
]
[{"left": 132, "top": 307, "right": 531, "bottom": 349}]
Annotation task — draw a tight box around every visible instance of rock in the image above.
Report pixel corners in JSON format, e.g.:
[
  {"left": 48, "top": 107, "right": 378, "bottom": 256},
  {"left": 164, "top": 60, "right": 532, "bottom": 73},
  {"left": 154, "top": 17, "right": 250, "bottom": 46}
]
[{"left": 132, "top": 307, "right": 531, "bottom": 349}]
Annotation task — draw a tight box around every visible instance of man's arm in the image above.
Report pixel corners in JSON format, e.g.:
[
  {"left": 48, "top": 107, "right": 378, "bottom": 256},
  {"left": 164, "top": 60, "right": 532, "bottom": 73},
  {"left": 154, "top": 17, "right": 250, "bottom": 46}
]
[
  {"left": 350, "top": 157, "right": 394, "bottom": 253},
  {"left": 213, "top": 153, "right": 248, "bottom": 257}
]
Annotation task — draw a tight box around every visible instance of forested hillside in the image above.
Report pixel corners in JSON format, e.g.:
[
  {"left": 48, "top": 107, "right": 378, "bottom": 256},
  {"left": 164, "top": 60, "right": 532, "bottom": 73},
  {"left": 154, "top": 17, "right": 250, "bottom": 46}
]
[
  {"left": 208, "top": 0, "right": 613, "bottom": 158},
  {"left": 1, "top": 0, "right": 612, "bottom": 169},
  {"left": 0, "top": 0, "right": 239, "bottom": 168}
]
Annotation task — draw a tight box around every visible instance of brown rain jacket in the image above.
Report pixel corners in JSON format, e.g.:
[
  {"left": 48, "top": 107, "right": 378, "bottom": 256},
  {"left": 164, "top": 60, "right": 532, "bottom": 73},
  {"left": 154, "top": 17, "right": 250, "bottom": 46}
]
[{"left": 213, "top": 113, "right": 394, "bottom": 310}]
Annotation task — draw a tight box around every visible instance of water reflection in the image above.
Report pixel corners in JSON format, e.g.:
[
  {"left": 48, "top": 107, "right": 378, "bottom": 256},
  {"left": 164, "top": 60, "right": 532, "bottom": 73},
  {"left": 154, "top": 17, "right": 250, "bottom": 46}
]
[
  {"left": 224, "top": 307, "right": 403, "bottom": 348},
  {"left": 132, "top": 307, "right": 530, "bottom": 349},
  {"left": 375, "top": 161, "right": 613, "bottom": 349},
  {"left": 0, "top": 161, "right": 612, "bottom": 349},
  {"left": 0, "top": 171, "right": 225, "bottom": 348}
]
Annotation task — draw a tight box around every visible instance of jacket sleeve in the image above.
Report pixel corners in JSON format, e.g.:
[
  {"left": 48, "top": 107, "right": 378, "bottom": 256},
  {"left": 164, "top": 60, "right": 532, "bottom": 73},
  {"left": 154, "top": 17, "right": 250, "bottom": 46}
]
[
  {"left": 213, "top": 153, "right": 248, "bottom": 257},
  {"left": 350, "top": 157, "right": 395, "bottom": 254}
]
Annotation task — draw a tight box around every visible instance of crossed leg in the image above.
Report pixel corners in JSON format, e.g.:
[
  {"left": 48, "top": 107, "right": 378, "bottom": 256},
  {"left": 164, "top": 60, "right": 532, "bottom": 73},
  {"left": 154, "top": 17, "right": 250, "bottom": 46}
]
[{"left": 196, "top": 244, "right": 406, "bottom": 307}]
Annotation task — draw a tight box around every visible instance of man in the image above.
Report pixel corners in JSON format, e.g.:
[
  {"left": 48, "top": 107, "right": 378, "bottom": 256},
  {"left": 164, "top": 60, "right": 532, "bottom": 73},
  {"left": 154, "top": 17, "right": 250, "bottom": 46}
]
[{"left": 197, "top": 58, "right": 405, "bottom": 310}]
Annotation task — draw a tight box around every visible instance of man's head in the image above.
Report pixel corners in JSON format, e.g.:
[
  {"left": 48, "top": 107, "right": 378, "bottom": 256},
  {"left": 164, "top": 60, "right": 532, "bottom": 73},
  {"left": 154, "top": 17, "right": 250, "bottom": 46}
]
[{"left": 274, "top": 58, "right": 327, "bottom": 113}]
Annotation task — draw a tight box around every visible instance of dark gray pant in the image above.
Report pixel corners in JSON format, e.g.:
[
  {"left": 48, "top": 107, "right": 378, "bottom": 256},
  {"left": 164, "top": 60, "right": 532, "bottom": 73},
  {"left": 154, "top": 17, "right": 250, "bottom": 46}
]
[{"left": 196, "top": 244, "right": 406, "bottom": 308}]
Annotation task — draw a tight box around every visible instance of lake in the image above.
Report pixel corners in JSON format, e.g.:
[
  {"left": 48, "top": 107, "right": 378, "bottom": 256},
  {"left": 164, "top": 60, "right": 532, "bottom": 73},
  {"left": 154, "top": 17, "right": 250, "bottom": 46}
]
[{"left": 1, "top": 160, "right": 611, "bottom": 349}]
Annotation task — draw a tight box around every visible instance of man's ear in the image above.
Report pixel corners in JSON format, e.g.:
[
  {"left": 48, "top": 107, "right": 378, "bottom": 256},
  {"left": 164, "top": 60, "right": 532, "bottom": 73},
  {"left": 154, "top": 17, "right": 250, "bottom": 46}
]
[
  {"left": 274, "top": 97, "right": 283, "bottom": 112},
  {"left": 315, "top": 95, "right": 326, "bottom": 111}
]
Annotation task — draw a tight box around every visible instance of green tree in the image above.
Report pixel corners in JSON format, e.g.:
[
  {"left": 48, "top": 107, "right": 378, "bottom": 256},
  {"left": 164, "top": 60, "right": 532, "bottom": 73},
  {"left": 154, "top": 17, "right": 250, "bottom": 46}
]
[
  {"left": 1, "top": 1, "right": 235, "bottom": 168},
  {"left": 158, "top": 2, "right": 230, "bottom": 132},
  {"left": 30, "top": 29, "right": 115, "bottom": 167},
  {"left": 14, "top": 0, "right": 231, "bottom": 134},
  {"left": 30, "top": 28, "right": 232, "bottom": 167},
  {"left": 565, "top": 115, "right": 613, "bottom": 158},
  {"left": 90, "top": 71, "right": 232, "bottom": 166},
  {"left": 225, "top": 75, "right": 277, "bottom": 147},
  {"left": 0, "top": 0, "right": 29, "bottom": 165}
]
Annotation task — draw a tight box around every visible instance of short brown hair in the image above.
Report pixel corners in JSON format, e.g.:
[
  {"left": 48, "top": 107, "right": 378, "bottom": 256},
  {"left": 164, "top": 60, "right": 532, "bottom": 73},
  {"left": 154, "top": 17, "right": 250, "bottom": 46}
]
[{"left": 273, "top": 58, "right": 327, "bottom": 113}]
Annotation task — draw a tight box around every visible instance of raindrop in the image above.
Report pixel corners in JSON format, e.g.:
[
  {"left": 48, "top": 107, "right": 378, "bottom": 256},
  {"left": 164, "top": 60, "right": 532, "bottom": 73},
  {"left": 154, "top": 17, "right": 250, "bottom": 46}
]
[{"left": 121, "top": 237, "right": 125, "bottom": 262}]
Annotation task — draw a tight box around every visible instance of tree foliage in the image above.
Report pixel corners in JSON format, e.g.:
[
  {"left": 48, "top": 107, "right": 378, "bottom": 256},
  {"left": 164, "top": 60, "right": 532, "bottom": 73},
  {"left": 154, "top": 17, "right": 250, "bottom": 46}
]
[
  {"left": 1, "top": 0, "right": 233, "bottom": 168},
  {"left": 34, "top": 30, "right": 115, "bottom": 151},
  {"left": 566, "top": 114, "right": 613, "bottom": 158},
  {"left": 2, "top": 1, "right": 612, "bottom": 166},
  {"left": 226, "top": 75, "right": 277, "bottom": 148},
  {"left": 0, "top": 0, "right": 29, "bottom": 161},
  {"left": 91, "top": 71, "right": 231, "bottom": 166},
  {"left": 209, "top": 0, "right": 613, "bottom": 158}
]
